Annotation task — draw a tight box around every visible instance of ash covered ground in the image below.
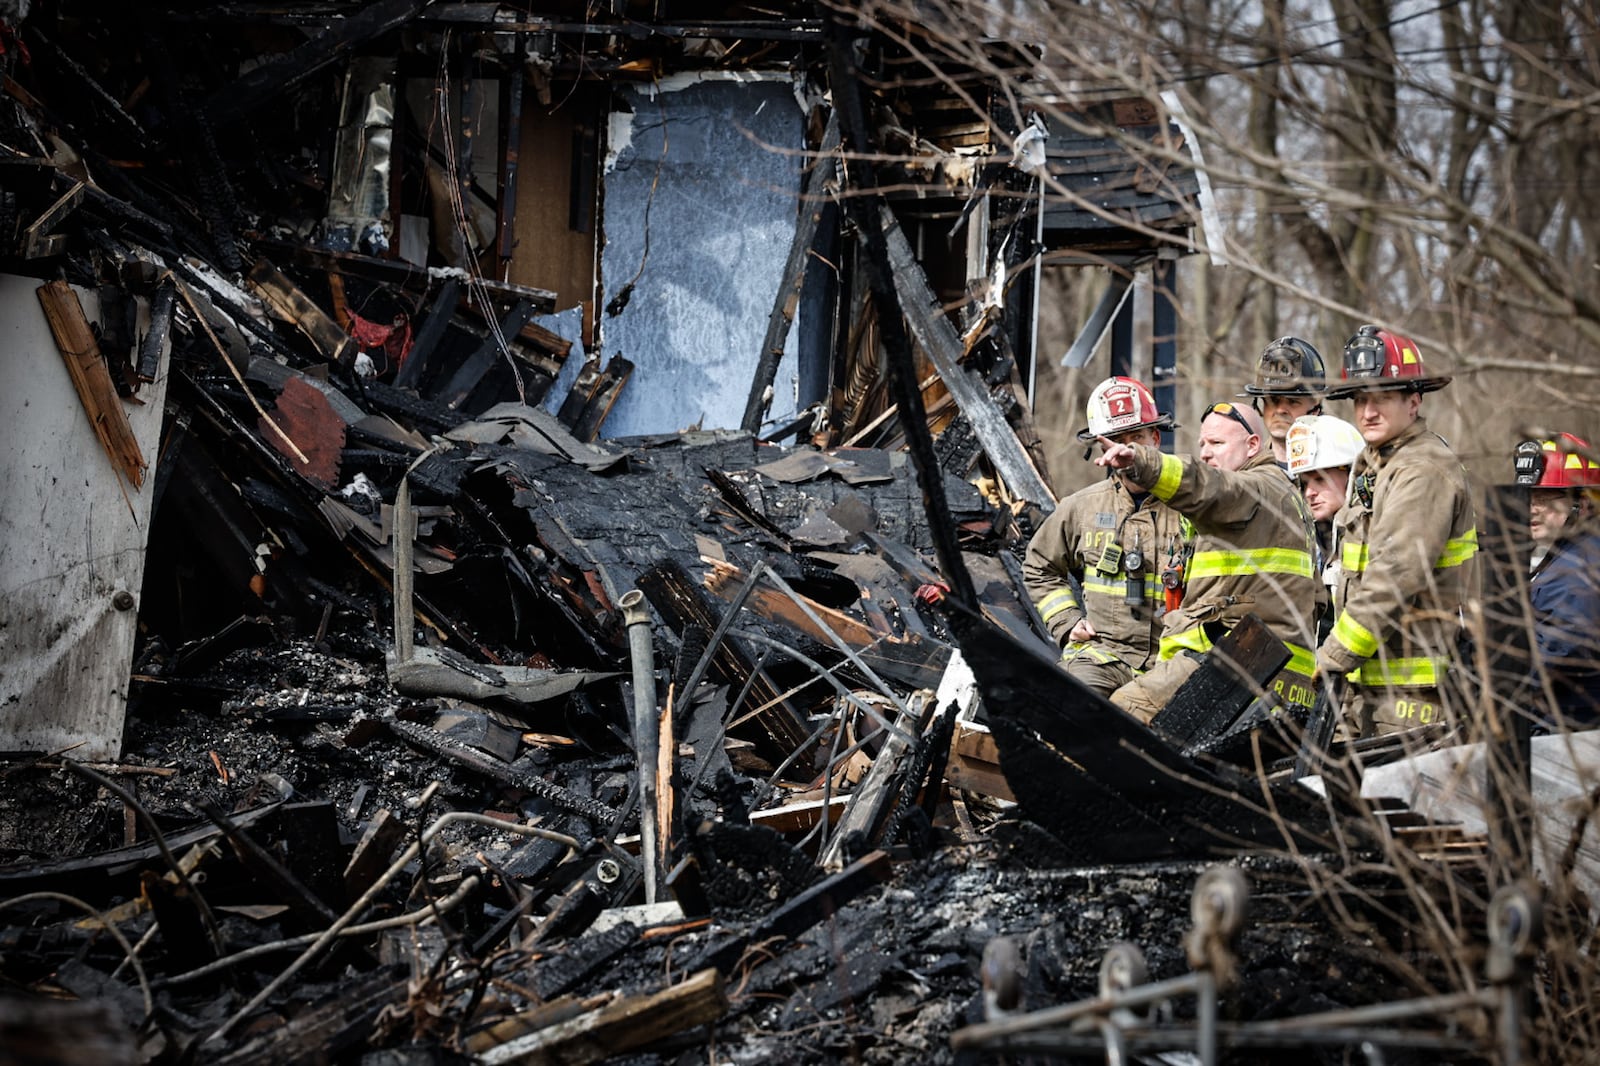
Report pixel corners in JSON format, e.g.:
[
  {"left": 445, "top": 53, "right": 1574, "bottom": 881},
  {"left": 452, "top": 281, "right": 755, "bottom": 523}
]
[{"left": 1, "top": 627, "right": 1421, "bottom": 1065}]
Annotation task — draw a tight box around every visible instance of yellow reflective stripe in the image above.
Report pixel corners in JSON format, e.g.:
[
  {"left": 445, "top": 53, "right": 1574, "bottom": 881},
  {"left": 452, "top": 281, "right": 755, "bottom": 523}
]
[
  {"left": 1342, "top": 530, "right": 1476, "bottom": 573},
  {"left": 1159, "top": 625, "right": 1213, "bottom": 660},
  {"left": 1062, "top": 642, "right": 1122, "bottom": 666},
  {"left": 1151, "top": 453, "right": 1183, "bottom": 500},
  {"left": 1332, "top": 611, "right": 1379, "bottom": 658},
  {"left": 1186, "top": 547, "right": 1313, "bottom": 580},
  {"left": 1354, "top": 657, "right": 1446, "bottom": 687},
  {"left": 1036, "top": 588, "right": 1080, "bottom": 623},
  {"left": 1435, "top": 529, "right": 1477, "bottom": 568},
  {"left": 1081, "top": 576, "right": 1160, "bottom": 598},
  {"left": 1159, "top": 628, "right": 1315, "bottom": 675}
]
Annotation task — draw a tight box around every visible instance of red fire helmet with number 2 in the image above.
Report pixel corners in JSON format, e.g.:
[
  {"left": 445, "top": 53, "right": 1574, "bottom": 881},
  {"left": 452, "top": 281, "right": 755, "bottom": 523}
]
[{"left": 1076, "top": 375, "right": 1177, "bottom": 443}]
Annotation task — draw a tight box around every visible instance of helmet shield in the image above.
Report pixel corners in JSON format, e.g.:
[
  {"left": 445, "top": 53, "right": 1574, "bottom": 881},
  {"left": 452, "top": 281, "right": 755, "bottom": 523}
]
[
  {"left": 1286, "top": 415, "right": 1364, "bottom": 476},
  {"left": 1518, "top": 433, "right": 1600, "bottom": 489},
  {"left": 1343, "top": 327, "right": 1386, "bottom": 380},
  {"left": 1513, "top": 441, "right": 1546, "bottom": 486},
  {"left": 1326, "top": 324, "right": 1453, "bottom": 399},
  {"left": 1242, "top": 336, "right": 1326, "bottom": 397},
  {"left": 1075, "top": 375, "right": 1176, "bottom": 443}
]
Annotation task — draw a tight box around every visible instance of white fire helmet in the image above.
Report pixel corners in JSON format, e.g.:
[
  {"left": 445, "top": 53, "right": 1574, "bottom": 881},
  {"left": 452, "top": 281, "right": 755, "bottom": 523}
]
[
  {"left": 1286, "top": 415, "right": 1364, "bottom": 476},
  {"left": 1075, "top": 376, "right": 1176, "bottom": 443}
]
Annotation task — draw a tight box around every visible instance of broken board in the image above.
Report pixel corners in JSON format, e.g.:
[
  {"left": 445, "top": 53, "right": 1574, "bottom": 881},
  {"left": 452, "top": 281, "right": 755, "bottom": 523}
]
[{"left": 0, "top": 274, "right": 170, "bottom": 758}]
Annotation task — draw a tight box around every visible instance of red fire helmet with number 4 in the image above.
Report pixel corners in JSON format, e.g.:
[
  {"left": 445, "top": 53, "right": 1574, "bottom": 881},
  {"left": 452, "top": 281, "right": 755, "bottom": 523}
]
[{"left": 1075, "top": 376, "right": 1177, "bottom": 443}]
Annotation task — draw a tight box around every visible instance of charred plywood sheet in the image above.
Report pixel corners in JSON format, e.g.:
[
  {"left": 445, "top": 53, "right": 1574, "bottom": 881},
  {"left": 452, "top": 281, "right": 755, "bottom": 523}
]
[
  {"left": 599, "top": 78, "right": 803, "bottom": 438},
  {"left": 0, "top": 274, "right": 170, "bottom": 758}
]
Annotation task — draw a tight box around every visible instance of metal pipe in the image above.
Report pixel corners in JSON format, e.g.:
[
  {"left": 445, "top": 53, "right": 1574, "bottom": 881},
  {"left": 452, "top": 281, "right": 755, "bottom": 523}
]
[
  {"left": 1196, "top": 970, "right": 1216, "bottom": 1066},
  {"left": 759, "top": 568, "right": 909, "bottom": 719},
  {"left": 158, "top": 875, "right": 481, "bottom": 987},
  {"left": 951, "top": 973, "right": 1203, "bottom": 1048},
  {"left": 620, "top": 589, "right": 659, "bottom": 904},
  {"left": 739, "top": 632, "right": 916, "bottom": 746},
  {"left": 1240, "top": 989, "right": 1494, "bottom": 1032}
]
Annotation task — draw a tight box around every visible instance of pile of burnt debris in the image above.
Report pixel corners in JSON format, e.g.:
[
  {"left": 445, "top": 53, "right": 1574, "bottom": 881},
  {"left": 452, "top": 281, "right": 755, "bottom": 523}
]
[
  {"left": 0, "top": 3, "right": 1555, "bottom": 1064},
  {"left": 0, "top": 332, "right": 1522, "bottom": 1064}
]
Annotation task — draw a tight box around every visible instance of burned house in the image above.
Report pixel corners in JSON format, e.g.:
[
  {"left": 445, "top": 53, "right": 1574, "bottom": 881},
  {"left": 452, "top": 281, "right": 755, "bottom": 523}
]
[{"left": 0, "top": 3, "right": 1585, "bottom": 1064}]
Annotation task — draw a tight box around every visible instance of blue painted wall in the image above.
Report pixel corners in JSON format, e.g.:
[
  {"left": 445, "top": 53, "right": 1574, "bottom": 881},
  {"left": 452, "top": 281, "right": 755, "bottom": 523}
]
[{"left": 598, "top": 80, "right": 803, "bottom": 438}]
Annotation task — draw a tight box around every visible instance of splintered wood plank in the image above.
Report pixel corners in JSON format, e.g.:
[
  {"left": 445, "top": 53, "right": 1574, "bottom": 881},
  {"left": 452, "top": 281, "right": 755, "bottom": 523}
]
[
  {"left": 703, "top": 560, "right": 880, "bottom": 647},
  {"left": 36, "top": 279, "right": 146, "bottom": 487},
  {"left": 246, "top": 259, "right": 354, "bottom": 363},
  {"left": 476, "top": 968, "right": 727, "bottom": 1065},
  {"left": 4, "top": 278, "right": 170, "bottom": 758},
  {"left": 946, "top": 720, "right": 1014, "bottom": 802},
  {"left": 750, "top": 794, "right": 851, "bottom": 833}
]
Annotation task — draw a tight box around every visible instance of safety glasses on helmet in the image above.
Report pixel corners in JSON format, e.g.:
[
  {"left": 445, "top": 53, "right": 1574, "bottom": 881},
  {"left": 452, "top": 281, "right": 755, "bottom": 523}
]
[{"left": 1202, "top": 401, "right": 1254, "bottom": 437}]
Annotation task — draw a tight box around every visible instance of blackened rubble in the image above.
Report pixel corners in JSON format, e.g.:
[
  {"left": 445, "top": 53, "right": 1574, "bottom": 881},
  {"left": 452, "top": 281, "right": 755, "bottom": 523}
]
[{"left": 0, "top": 2, "right": 1551, "bottom": 1064}]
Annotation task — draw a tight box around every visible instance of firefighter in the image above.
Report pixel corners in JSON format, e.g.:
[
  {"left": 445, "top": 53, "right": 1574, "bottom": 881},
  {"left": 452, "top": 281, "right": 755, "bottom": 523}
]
[
  {"left": 1095, "top": 400, "right": 1320, "bottom": 723},
  {"left": 1315, "top": 325, "right": 1478, "bottom": 739},
  {"left": 1514, "top": 433, "right": 1600, "bottom": 729},
  {"left": 1286, "top": 414, "right": 1365, "bottom": 598},
  {"left": 1022, "top": 377, "right": 1189, "bottom": 696},
  {"left": 1241, "top": 336, "right": 1327, "bottom": 467}
]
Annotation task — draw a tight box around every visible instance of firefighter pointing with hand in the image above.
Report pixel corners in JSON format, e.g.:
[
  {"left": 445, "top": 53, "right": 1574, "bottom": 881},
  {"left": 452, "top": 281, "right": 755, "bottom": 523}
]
[
  {"left": 1095, "top": 399, "right": 1321, "bottom": 723},
  {"left": 1315, "top": 325, "right": 1478, "bottom": 739},
  {"left": 1022, "top": 377, "right": 1190, "bottom": 697}
]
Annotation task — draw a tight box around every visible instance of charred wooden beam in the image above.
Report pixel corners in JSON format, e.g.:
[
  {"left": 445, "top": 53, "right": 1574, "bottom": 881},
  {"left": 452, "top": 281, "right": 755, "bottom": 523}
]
[
  {"left": 742, "top": 113, "right": 839, "bottom": 432},
  {"left": 23, "top": 180, "right": 85, "bottom": 259},
  {"left": 475, "top": 968, "right": 727, "bottom": 1065},
  {"left": 206, "top": 0, "right": 431, "bottom": 127},
  {"left": 246, "top": 259, "right": 356, "bottom": 364},
  {"left": 1150, "top": 614, "right": 1289, "bottom": 746},
  {"left": 820, "top": 698, "right": 924, "bottom": 869},
  {"left": 436, "top": 298, "right": 540, "bottom": 409},
  {"left": 97, "top": 284, "right": 139, "bottom": 397},
  {"left": 206, "top": 969, "right": 409, "bottom": 1066},
  {"left": 257, "top": 240, "right": 555, "bottom": 309},
  {"left": 689, "top": 850, "right": 893, "bottom": 974},
  {"left": 342, "top": 808, "right": 407, "bottom": 903},
  {"left": 823, "top": 30, "right": 978, "bottom": 610},
  {"left": 498, "top": 59, "right": 525, "bottom": 264},
  {"left": 941, "top": 599, "right": 1341, "bottom": 860},
  {"left": 878, "top": 205, "right": 1055, "bottom": 511},
  {"left": 392, "top": 277, "right": 460, "bottom": 391},
  {"left": 386, "top": 718, "right": 620, "bottom": 824},
  {"left": 29, "top": 29, "right": 152, "bottom": 150},
  {"left": 136, "top": 276, "right": 177, "bottom": 383},
  {"left": 562, "top": 354, "right": 634, "bottom": 441}
]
